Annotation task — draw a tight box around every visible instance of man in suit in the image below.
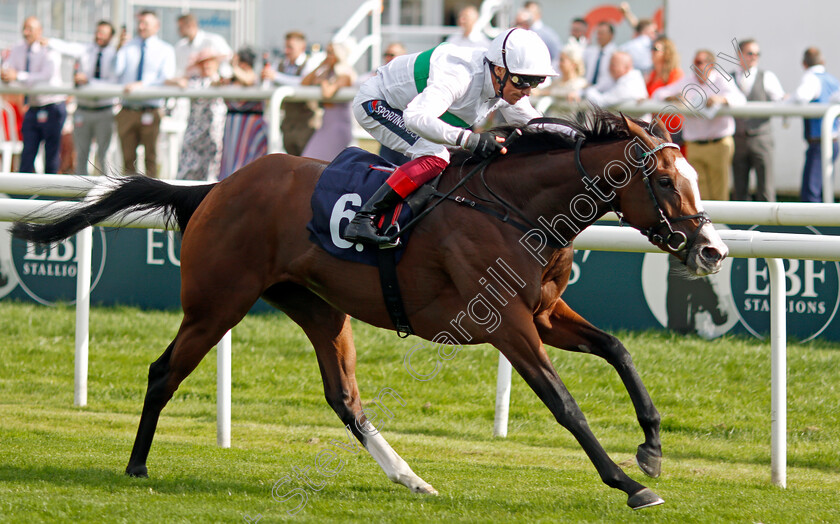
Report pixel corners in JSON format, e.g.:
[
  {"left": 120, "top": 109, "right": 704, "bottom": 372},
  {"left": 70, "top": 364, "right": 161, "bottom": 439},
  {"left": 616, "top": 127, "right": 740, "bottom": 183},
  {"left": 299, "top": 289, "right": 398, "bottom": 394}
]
[
  {"left": 113, "top": 10, "right": 176, "bottom": 177},
  {"left": 1, "top": 16, "right": 67, "bottom": 174},
  {"left": 730, "top": 39, "right": 785, "bottom": 201}
]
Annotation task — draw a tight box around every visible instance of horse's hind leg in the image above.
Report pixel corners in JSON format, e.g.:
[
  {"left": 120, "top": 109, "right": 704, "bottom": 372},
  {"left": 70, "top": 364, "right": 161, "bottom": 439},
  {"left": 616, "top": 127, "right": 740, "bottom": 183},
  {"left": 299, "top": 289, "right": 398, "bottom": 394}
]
[
  {"left": 271, "top": 284, "right": 437, "bottom": 494},
  {"left": 493, "top": 312, "right": 662, "bottom": 509},
  {"left": 125, "top": 285, "right": 261, "bottom": 477},
  {"left": 535, "top": 299, "right": 662, "bottom": 478}
]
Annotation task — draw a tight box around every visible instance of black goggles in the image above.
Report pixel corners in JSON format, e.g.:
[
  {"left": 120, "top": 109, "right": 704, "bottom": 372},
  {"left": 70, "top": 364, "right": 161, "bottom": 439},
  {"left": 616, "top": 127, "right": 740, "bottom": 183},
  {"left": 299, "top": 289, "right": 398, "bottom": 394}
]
[{"left": 508, "top": 73, "right": 545, "bottom": 89}]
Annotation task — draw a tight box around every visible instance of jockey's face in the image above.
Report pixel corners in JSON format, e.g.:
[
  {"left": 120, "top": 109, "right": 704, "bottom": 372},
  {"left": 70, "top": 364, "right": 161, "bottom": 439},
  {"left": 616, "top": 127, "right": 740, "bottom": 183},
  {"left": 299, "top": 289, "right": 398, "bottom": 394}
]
[{"left": 492, "top": 65, "right": 532, "bottom": 105}]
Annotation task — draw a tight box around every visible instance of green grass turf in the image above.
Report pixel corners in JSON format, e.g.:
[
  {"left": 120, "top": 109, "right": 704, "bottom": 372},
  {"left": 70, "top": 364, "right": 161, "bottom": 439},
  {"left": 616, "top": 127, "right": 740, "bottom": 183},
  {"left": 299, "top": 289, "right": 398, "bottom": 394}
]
[{"left": 1, "top": 301, "right": 839, "bottom": 523}]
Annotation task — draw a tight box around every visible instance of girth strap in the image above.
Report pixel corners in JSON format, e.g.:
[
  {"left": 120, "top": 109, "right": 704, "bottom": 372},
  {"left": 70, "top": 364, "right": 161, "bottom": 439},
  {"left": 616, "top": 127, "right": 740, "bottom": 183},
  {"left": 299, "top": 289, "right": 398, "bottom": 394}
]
[{"left": 377, "top": 247, "right": 414, "bottom": 338}]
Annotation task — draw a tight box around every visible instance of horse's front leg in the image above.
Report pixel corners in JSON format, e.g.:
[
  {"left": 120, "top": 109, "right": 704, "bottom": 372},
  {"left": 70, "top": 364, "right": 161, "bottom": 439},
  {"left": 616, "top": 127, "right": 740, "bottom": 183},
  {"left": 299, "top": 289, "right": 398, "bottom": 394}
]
[
  {"left": 492, "top": 314, "right": 663, "bottom": 510},
  {"left": 534, "top": 299, "right": 662, "bottom": 478}
]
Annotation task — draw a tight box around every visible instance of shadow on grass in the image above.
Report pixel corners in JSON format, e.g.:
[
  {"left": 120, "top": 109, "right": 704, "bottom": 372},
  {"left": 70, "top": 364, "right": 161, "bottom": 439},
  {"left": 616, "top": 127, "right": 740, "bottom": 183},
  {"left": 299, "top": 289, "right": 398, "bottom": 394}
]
[
  {"left": 656, "top": 446, "right": 840, "bottom": 473},
  {"left": 0, "top": 464, "right": 265, "bottom": 496}
]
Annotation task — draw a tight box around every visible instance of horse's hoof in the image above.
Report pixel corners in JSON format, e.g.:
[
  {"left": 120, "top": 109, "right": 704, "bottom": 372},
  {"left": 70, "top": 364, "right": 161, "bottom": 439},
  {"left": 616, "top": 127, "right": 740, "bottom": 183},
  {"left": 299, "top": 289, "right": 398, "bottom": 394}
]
[
  {"left": 412, "top": 483, "right": 439, "bottom": 495},
  {"left": 125, "top": 464, "right": 148, "bottom": 478},
  {"left": 627, "top": 488, "right": 664, "bottom": 510},
  {"left": 636, "top": 445, "right": 662, "bottom": 478}
]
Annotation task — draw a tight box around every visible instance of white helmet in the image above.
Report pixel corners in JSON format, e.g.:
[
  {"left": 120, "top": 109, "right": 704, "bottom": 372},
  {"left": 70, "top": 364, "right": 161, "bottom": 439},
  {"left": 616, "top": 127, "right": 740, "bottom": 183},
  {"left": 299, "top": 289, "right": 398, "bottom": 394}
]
[{"left": 485, "top": 28, "right": 557, "bottom": 77}]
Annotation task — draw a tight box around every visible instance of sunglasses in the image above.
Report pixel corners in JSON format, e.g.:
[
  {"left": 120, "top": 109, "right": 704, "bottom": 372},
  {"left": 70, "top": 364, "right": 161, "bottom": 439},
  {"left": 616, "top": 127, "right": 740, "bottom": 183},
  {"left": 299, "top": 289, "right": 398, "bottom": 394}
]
[
  {"left": 383, "top": 53, "right": 396, "bottom": 58},
  {"left": 509, "top": 73, "right": 545, "bottom": 89}
]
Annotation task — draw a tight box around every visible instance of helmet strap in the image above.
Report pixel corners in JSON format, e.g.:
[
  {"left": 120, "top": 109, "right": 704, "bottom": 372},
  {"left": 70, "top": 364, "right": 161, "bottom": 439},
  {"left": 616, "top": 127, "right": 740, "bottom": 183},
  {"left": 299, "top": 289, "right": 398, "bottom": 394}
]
[
  {"left": 486, "top": 58, "right": 509, "bottom": 99},
  {"left": 489, "top": 29, "right": 518, "bottom": 99}
]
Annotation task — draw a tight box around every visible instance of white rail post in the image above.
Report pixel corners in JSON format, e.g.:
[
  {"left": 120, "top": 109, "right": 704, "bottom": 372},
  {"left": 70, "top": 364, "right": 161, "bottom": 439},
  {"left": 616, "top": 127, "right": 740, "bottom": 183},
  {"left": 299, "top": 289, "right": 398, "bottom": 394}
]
[
  {"left": 74, "top": 226, "right": 93, "bottom": 407},
  {"left": 493, "top": 354, "right": 512, "bottom": 437},
  {"left": 217, "top": 330, "right": 232, "bottom": 448},
  {"left": 265, "top": 86, "right": 293, "bottom": 154},
  {"left": 820, "top": 105, "right": 840, "bottom": 203},
  {"left": 766, "top": 258, "right": 787, "bottom": 488}
]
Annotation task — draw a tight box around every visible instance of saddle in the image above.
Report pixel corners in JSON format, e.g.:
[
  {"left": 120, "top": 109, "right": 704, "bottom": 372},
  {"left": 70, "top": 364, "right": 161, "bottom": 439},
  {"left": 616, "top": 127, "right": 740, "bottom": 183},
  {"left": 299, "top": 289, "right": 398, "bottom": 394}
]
[{"left": 307, "top": 147, "right": 441, "bottom": 337}]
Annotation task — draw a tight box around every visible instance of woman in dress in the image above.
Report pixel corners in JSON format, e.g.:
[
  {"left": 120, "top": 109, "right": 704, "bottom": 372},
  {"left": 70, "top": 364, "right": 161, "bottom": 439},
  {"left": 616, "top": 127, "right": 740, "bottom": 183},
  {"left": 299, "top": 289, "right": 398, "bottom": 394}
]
[
  {"left": 172, "top": 48, "right": 228, "bottom": 181},
  {"left": 299, "top": 40, "right": 357, "bottom": 162},
  {"left": 646, "top": 36, "right": 685, "bottom": 150},
  {"left": 218, "top": 47, "right": 268, "bottom": 180}
]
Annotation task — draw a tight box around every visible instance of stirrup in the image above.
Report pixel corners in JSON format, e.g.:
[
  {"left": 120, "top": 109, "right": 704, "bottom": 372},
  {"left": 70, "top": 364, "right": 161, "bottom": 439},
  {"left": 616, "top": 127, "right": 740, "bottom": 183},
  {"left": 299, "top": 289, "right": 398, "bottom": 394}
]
[{"left": 379, "top": 223, "right": 402, "bottom": 249}]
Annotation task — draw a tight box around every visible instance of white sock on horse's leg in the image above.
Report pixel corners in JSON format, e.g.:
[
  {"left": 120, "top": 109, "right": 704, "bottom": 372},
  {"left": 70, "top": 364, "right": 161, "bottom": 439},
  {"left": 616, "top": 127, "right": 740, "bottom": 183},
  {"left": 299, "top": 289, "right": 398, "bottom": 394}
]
[{"left": 361, "top": 423, "right": 438, "bottom": 494}]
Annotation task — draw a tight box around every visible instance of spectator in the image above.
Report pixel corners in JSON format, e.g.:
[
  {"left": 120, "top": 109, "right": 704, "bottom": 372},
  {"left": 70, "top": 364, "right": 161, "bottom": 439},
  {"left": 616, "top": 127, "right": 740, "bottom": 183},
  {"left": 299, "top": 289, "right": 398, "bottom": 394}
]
[
  {"left": 541, "top": 44, "right": 587, "bottom": 102},
  {"left": 653, "top": 50, "right": 746, "bottom": 201},
  {"left": 382, "top": 42, "right": 406, "bottom": 65},
  {"left": 730, "top": 38, "right": 785, "bottom": 202},
  {"left": 174, "top": 13, "right": 233, "bottom": 79},
  {"left": 1, "top": 16, "right": 67, "bottom": 174},
  {"left": 790, "top": 47, "right": 839, "bottom": 202},
  {"left": 646, "top": 36, "right": 684, "bottom": 150},
  {"left": 172, "top": 48, "right": 227, "bottom": 181},
  {"left": 567, "top": 18, "right": 588, "bottom": 50},
  {"left": 618, "top": 2, "right": 656, "bottom": 75},
  {"left": 579, "top": 51, "right": 646, "bottom": 107},
  {"left": 646, "top": 37, "right": 682, "bottom": 95},
  {"left": 583, "top": 23, "right": 617, "bottom": 92},
  {"left": 218, "top": 47, "right": 267, "bottom": 180},
  {"left": 300, "top": 40, "right": 357, "bottom": 162},
  {"left": 261, "top": 31, "right": 324, "bottom": 156},
  {"left": 113, "top": 10, "right": 176, "bottom": 177},
  {"left": 446, "top": 5, "right": 491, "bottom": 49},
  {"left": 377, "top": 42, "right": 410, "bottom": 165},
  {"left": 517, "top": 2, "right": 561, "bottom": 62},
  {"left": 46, "top": 20, "right": 119, "bottom": 175}
]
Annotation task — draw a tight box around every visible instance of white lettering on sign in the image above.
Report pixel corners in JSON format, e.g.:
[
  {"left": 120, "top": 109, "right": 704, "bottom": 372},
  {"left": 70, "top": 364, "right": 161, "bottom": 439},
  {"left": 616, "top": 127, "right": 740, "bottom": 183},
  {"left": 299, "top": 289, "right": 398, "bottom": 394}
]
[
  {"left": 147, "top": 229, "right": 165, "bottom": 265},
  {"left": 746, "top": 258, "right": 829, "bottom": 298},
  {"left": 146, "top": 230, "right": 180, "bottom": 266},
  {"left": 23, "top": 242, "right": 49, "bottom": 261}
]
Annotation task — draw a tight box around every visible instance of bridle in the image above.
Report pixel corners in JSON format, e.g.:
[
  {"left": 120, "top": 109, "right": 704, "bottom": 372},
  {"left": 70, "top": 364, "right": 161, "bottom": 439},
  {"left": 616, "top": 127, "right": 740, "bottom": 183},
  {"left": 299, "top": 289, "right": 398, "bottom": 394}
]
[{"left": 574, "top": 136, "right": 711, "bottom": 259}]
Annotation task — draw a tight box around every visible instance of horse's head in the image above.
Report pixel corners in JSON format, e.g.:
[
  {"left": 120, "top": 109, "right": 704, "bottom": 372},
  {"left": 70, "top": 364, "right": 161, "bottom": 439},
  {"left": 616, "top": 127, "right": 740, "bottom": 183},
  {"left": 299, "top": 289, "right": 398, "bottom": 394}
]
[{"left": 616, "top": 115, "right": 728, "bottom": 276}]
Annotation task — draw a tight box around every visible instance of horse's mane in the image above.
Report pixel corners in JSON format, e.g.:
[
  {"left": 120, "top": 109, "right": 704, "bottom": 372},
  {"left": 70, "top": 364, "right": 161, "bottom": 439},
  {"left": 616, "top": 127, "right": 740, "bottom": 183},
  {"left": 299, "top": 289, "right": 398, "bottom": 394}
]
[{"left": 450, "top": 108, "right": 665, "bottom": 164}]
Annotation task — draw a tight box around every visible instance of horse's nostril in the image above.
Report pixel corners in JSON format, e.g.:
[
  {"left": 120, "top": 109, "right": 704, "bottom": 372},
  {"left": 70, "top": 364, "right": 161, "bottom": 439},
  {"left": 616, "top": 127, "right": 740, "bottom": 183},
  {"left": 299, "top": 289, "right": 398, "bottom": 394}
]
[{"left": 701, "top": 246, "right": 723, "bottom": 263}]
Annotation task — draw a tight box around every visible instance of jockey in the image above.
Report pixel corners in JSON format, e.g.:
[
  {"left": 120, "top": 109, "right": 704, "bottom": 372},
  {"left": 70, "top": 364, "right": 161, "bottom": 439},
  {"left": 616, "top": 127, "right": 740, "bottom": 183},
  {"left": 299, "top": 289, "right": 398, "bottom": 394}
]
[{"left": 344, "top": 28, "right": 566, "bottom": 245}]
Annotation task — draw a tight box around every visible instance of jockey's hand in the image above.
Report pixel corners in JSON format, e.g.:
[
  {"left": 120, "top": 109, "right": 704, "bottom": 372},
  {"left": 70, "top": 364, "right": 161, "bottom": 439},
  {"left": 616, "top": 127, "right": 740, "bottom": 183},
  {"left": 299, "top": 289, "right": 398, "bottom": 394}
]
[{"left": 465, "top": 132, "right": 507, "bottom": 159}]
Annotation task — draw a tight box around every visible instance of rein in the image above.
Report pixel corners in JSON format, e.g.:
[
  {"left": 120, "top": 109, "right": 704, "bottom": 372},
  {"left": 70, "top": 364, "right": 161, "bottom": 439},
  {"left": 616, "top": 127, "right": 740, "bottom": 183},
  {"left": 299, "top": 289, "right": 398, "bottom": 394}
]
[
  {"left": 384, "top": 125, "right": 711, "bottom": 259},
  {"left": 383, "top": 128, "right": 568, "bottom": 249}
]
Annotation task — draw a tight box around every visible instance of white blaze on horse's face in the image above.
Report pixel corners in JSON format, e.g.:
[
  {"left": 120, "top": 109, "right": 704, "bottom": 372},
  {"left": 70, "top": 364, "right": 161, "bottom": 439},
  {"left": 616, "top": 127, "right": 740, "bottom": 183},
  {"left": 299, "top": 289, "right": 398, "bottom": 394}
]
[
  {"left": 674, "top": 157, "right": 729, "bottom": 275},
  {"left": 674, "top": 158, "right": 703, "bottom": 211}
]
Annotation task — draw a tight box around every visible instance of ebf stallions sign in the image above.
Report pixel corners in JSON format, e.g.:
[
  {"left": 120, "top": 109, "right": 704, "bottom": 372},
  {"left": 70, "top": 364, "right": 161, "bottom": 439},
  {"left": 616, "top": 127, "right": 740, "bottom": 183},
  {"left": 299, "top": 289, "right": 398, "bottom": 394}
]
[
  {"left": 9, "top": 227, "right": 107, "bottom": 305},
  {"left": 729, "top": 226, "right": 840, "bottom": 342}
]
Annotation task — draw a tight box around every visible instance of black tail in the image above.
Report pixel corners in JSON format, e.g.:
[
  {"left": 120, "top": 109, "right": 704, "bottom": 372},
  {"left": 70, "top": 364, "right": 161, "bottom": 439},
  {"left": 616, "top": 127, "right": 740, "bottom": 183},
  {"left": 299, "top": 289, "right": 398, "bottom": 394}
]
[{"left": 11, "top": 176, "right": 216, "bottom": 244}]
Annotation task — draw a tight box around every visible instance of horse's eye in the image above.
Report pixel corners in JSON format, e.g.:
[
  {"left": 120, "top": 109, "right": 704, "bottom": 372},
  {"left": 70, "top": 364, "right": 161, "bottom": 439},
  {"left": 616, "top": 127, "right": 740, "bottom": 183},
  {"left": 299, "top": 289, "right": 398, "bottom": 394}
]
[{"left": 657, "top": 177, "right": 674, "bottom": 189}]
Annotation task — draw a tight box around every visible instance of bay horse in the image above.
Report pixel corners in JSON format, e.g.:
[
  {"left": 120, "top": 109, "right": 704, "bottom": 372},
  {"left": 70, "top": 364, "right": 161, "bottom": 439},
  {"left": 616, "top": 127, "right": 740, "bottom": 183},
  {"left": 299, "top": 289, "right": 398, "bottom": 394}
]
[{"left": 12, "top": 111, "right": 727, "bottom": 510}]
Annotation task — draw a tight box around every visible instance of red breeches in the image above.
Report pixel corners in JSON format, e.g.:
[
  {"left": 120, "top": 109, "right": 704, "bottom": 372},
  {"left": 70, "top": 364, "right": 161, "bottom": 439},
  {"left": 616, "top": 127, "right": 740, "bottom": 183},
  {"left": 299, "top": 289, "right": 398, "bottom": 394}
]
[{"left": 385, "top": 156, "right": 449, "bottom": 198}]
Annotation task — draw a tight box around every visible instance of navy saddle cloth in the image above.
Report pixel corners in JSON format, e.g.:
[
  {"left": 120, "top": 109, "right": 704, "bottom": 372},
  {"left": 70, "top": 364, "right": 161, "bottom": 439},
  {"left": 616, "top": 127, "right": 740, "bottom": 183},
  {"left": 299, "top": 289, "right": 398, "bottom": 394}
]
[{"left": 307, "top": 147, "right": 419, "bottom": 266}]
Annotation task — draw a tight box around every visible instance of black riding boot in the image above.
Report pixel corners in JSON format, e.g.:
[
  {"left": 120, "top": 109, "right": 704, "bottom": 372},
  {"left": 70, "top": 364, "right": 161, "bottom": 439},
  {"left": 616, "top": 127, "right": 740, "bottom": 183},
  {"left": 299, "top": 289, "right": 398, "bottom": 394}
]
[{"left": 343, "top": 182, "right": 404, "bottom": 245}]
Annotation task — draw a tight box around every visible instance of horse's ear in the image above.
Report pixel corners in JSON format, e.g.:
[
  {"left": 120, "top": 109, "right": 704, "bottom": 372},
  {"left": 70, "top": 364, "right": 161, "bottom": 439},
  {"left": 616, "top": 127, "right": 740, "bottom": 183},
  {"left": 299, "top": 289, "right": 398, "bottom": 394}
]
[
  {"left": 620, "top": 112, "right": 656, "bottom": 147},
  {"left": 648, "top": 116, "right": 674, "bottom": 142}
]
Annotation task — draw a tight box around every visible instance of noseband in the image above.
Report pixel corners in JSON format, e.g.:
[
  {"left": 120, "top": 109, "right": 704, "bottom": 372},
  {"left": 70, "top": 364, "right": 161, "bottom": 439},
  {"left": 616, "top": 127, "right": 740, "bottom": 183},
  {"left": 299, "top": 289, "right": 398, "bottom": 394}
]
[{"left": 574, "top": 137, "right": 711, "bottom": 260}]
